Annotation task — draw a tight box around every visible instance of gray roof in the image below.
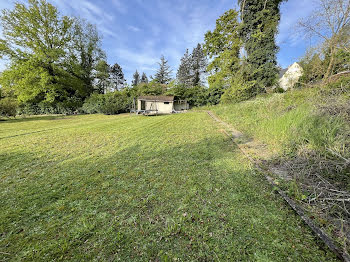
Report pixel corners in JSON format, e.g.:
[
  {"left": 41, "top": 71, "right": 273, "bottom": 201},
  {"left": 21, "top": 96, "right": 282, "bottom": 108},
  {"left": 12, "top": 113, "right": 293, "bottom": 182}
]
[
  {"left": 138, "top": 96, "right": 175, "bottom": 102},
  {"left": 279, "top": 68, "right": 288, "bottom": 78}
]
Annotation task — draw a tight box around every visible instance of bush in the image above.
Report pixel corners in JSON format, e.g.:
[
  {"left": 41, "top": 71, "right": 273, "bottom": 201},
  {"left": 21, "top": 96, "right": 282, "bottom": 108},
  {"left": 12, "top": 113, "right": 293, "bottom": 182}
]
[
  {"left": 82, "top": 92, "right": 131, "bottom": 115},
  {"left": 100, "top": 92, "right": 130, "bottom": 115},
  {"left": 81, "top": 94, "right": 105, "bottom": 114},
  {"left": 18, "top": 97, "right": 83, "bottom": 115},
  {"left": 221, "top": 77, "right": 259, "bottom": 104},
  {"left": 0, "top": 97, "right": 18, "bottom": 117}
]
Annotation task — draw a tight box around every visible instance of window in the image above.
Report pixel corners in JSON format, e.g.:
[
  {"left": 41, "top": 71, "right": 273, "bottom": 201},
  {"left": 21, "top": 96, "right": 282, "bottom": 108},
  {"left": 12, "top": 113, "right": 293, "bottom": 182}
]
[{"left": 164, "top": 102, "right": 170, "bottom": 104}]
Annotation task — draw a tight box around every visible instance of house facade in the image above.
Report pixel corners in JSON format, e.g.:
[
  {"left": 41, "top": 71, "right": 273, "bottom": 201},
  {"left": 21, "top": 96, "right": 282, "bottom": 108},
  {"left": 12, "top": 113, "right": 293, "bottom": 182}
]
[
  {"left": 279, "top": 62, "right": 304, "bottom": 91},
  {"left": 136, "top": 96, "right": 189, "bottom": 115}
]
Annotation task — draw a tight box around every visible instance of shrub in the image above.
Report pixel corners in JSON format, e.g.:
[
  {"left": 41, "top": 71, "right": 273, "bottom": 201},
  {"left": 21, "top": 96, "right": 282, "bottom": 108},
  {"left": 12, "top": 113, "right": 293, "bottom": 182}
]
[
  {"left": 0, "top": 97, "right": 18, "bottom": 117},
  {"left": 221, "top": 77, "right": 258, "bottom": 104},
  {"left": 81, "top": 94, "right": 105, "bottom": 114},
  {"left": 82, "top": 92, "right": 131, "bottom": 115},
  {"left": 100, "top": 92, "right": 129, "bottom": 115}
]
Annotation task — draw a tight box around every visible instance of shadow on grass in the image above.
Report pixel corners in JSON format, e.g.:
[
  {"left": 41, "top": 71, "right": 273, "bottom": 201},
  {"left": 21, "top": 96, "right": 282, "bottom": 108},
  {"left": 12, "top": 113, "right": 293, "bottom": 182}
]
[
  {"left": 0, "top": 136, "right": 338, "bottom": 262},
  {"left": 0, "top": 115, "right": 69, "bottom": 123}
]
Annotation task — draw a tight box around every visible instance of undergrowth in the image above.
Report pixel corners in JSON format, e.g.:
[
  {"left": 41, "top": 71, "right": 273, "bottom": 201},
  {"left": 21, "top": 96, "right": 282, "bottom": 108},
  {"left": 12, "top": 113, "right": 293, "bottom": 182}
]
[{"left": 209, "top": 76, "right": 350, "bottom": 255}]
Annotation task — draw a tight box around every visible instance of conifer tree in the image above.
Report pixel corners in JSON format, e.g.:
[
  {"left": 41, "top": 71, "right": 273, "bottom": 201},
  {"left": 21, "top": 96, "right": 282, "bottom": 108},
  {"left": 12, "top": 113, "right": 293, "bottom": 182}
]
[
  {"left": 141, "top": 72, "right": 148, "bottom": 83},
  {"left": 110, "top": 63, "right": 125, "bottom": 90},
  {"left": 191, "top": 44, "right": 207, "bottom": 87},
  {"left": 132, "top": 70, "right": 140, "bottom": 87},
  {"left": 176, "top": 49, "right": 192, "bottom": 86},
  {"left": 154, "top": 55, "right": 172, "bottom": 84},
  {"left": 177, "top": 45, "right": 207, "bottom": 87}
]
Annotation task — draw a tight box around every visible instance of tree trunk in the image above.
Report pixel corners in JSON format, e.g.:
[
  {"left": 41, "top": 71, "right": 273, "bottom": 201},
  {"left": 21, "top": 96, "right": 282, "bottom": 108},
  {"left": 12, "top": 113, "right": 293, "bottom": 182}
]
[{"left": 323, "top": 45, "right": 335, "bottom": 82}]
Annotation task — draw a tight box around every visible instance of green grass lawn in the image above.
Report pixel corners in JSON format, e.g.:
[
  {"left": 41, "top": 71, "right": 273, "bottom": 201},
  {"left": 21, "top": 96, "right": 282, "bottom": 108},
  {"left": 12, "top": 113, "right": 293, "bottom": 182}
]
[{"left": 0, "top": 113, "right": 338, "bottom": 261}]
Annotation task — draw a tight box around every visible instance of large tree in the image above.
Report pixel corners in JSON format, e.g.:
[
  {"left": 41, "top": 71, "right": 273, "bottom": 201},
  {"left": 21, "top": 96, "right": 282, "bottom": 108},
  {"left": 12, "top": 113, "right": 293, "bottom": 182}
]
[
  {"left": 177, "top": 45, "right": 207, "bottom": 87},
  {"left": 176, "top": 49, "right": 192, "bottom": 86},
  {"left": 238, "top": 0, "right": 286, "bottom": 88},
  {"left": 141, "top": 72, "right": 149, "bottom": 84},
  {"left": 132, "top": 70, "right": 140, "bottom": 87},
  {"left": 154, "top": 55, "right": 172, "bottom": 84},
  {"left": 298, "top": 0, "right": 350, "bottom": 80},
  {"left": 110, "top": 63, "right": 125, "bottom": 90},
  {"left": 0, "top": 0, "right": 105, "bottom": 106},
  {"left": 69, "top": 19, "right": 105, "bottom": 98},
  {"left": 191, "top": 43, "right": 207, "bottom": 87},
  {"left": 204, "top": 9, "right": 241, "bottom": 90},
  {"left": 95, "top": 60, "right": 112, "bottom": 93},
  {"left": 0, "top": 0, "right": 74, "bottom": 103}
]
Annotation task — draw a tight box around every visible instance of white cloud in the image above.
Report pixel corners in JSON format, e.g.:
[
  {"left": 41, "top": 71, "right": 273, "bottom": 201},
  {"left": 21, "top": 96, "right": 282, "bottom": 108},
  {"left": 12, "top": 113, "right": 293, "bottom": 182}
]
[
  {"left": 111, "top": 0, "right": 127, "bottom": 14},
  {"left": 51, "top": 0, "right": 117, "bottom": 39},
  {"left": 127, "top": 25, "right": 141, "bottom": 32},
  {"left": 115, "top": 48, "right": 158, "bottom": 68},
  {"left": 277, "top": 0, "right": 315, "bottom": 46}
]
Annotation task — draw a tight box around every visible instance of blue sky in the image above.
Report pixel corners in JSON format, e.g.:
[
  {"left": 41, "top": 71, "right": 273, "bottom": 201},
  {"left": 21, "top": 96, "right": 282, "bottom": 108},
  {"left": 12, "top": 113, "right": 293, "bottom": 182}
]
[{"left": 0, "top": 0, "right": 315, "bottom": 83}]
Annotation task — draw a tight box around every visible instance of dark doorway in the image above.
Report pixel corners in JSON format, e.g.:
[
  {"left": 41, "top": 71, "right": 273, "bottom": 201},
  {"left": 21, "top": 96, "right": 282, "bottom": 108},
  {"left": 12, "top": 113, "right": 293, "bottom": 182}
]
[{"left": 141, "top": 100, "right": 146, "bottom": 110}]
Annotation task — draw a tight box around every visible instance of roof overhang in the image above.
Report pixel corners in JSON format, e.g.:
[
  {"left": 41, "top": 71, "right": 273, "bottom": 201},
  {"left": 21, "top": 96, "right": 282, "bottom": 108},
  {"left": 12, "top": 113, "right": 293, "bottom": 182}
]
[{"left": 138, "top": 96, "right": 175, "bottom": 102}]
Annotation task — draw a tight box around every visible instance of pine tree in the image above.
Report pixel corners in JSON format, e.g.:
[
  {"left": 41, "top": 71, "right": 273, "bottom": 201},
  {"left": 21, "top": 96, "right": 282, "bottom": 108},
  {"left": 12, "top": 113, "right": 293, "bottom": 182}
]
[
  {"left": 191, "top": 44, "right": 207, "bottom": 87},
  {"left": 238, "top": 0, "right": 286, "bottom": 87},
  {"left": 177, "top": 45, "right": 207, "bottom": 87},
  {"left": 132, "top": 70, "right": 140, "bottom": 87},
  {"left": 154, "top": 55, "right": 172, "bottom": 84},
  {"left": 141, "top": 72, "right": 148, "bottom": 83},
  {"left": 176, "top": 49, "right": 192, "bottom": 86},
  {"left": 110, "top": 63, "right": 125, "bottom": 90}
]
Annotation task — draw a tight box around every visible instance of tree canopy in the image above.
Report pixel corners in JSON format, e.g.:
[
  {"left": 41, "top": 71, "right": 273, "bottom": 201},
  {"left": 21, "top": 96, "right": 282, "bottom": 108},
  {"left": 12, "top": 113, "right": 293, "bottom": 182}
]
[{"left": 0, "top": 0, "right": 105, "bottom": 107}]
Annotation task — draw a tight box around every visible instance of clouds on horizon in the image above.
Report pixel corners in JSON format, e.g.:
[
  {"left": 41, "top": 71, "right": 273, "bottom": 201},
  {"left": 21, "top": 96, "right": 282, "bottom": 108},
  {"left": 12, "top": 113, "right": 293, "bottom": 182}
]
[{"left": 0, "top": 0, "right": 315, "bottom": 81}]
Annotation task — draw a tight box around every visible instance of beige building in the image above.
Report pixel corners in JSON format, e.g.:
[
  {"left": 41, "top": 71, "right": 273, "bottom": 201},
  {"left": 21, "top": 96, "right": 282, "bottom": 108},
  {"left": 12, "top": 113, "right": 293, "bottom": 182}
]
[
  {"left": 279, "top": 62, "right": 304, "bottom": 91},
  {"left": 136, "top": 96, "right": 189, "bottom": 115}
]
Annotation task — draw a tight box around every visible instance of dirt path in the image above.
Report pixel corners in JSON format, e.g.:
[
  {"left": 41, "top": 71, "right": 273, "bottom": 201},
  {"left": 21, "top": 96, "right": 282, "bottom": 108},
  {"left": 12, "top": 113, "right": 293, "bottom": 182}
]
[{"left": 206, "top": 110, "right": 350, "bottom": 262}]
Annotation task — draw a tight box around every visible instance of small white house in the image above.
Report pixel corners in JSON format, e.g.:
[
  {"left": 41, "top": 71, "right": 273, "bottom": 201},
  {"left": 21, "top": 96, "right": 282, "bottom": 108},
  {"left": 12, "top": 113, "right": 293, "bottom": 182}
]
[
  {"left": 136, "top": 96, "right": 189, "bottom": 115},
  {"left": 279, "top": 62, "right": 304, "bottom": 91}
]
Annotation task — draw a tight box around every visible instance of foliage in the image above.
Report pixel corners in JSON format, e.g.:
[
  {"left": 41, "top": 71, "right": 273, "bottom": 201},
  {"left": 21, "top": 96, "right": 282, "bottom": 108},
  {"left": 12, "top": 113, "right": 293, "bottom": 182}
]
[
  {"left": 191, "top": 44, "right": 208, "bottom": 87},
  {"left": 100, "top": 92, "right": 130, "bottom": 115},
  {"left": 0, "top": 113, "right": 338, "bottom": 261},
  {"left": 238, "top": 0, "right": 285, "bottom": 87},
  {"left": 204, "top": 9, "right": 241, "bottom": 102},
  {"left": 299, "top": 46, "right": 350, "bottom": 86},
  {"left": 299, "top": 51, "right": 325, "bottom": 85},
  {"left": 221, "top": 75, "right": 257, "bottom": 104},
  {"left": 183, "top": 86, "right": 208, "bottom": 107},
  {"left": 82, "top": 91, "right": 130, "bottom": 115},
  {"left": 0, "top": 0, "right": 105, "bottom": 111},
  {"left": 132, "top": 70, "right": 141, "bottom": 87},
  {"left": 110, "top": 63, "right": 126, "bottom": 90},
  {"left": 95, "top": 60, "right": 112, "bottom": 93},
  {"left": 166, "top": 85, "right": 208, "bottom": 107},
  {"left": 69, "top": 19, "right": 105, "bottom": 98},
  {"left": 141, "top": 72, "right": 148, "bottom": 84},
  {"left": 81, "top": 93, "right": 105, "bottom": 114},
  {"left": 0, "top": 97, "right": 17, "bottom": 117},
  {"left": 176, "top": 49, "right": 192, "bottom": 87},
  {"left": 209, "top": 84, "right": 350, "bottom": 251},
  {"left": 298, "top": 0, "right": 350, "bottom": 80},
  {"left": 177, "top": 44, "right": 207, "bottom": 87},
  {"left": 206, "top": 82, "right": 226, "bottom": 105},
  {"left": 134, "top": 81, "right": 165, "bottom": 96},
  {"left": 154, "top": 55, "right": 172, "bottom": 84}
]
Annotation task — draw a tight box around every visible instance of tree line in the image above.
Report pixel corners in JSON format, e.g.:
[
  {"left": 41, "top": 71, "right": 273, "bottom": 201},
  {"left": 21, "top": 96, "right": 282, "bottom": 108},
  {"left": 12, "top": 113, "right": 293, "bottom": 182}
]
[{"left": 0, "top": 0, "right": 349, "bottom": 117}]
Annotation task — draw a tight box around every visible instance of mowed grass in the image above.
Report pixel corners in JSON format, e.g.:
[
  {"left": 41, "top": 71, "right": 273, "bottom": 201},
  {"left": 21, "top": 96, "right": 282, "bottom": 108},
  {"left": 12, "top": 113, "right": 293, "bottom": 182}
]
[{"left": 0, "top": 113, "right": 338, "bottom": 261}]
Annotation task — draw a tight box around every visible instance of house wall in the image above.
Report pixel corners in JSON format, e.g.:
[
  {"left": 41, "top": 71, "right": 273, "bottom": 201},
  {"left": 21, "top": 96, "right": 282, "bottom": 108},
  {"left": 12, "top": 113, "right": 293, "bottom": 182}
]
[
  {"left": 137, "top": 100, "right": 174, "bottom": 114},
  {"left": 279, "top": 62, "right": 303, "bottom": 91},
  {"left": 137, "top": 100, "right": 142, "bottom": 110}
]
